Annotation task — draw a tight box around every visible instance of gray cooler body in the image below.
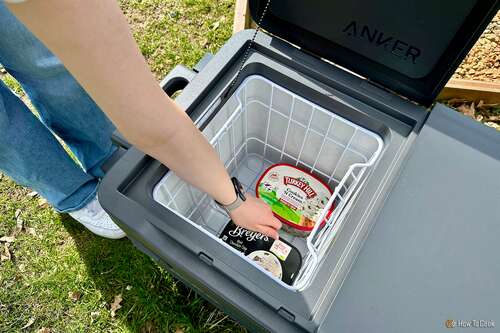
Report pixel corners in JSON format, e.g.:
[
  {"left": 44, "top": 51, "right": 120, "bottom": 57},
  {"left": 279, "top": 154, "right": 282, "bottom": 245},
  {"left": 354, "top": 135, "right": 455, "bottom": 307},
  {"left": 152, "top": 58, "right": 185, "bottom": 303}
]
[{"left": 99, "top": 1, "right": 500, "bottom": 332}]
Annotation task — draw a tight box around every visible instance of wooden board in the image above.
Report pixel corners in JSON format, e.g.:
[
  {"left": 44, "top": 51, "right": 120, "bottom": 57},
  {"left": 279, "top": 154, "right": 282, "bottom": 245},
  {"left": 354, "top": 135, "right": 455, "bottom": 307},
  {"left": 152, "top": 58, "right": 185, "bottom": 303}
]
[
  {"left": 232, "top": 0, "right": 500, "bottom": 104},
  {"left": 438, "top": 79, "right": 500, "bottom": 104},
  {"left": 233, "top": 0, "right": 250, "bottom": 34}
]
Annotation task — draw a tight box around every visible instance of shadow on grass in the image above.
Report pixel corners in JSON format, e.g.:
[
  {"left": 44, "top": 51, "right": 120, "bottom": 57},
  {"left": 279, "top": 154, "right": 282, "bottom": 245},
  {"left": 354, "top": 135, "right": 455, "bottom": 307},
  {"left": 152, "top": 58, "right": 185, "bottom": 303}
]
[{"left": 60, "top": 214, "right": 244, "bottom": 333}]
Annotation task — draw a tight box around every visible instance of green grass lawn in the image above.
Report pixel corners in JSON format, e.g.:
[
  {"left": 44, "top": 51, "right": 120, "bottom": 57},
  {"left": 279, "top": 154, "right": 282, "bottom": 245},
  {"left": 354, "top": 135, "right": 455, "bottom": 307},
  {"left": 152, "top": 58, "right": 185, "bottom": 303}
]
[{"left": 0, "top": 1, "right": 245, "bottom": 332}]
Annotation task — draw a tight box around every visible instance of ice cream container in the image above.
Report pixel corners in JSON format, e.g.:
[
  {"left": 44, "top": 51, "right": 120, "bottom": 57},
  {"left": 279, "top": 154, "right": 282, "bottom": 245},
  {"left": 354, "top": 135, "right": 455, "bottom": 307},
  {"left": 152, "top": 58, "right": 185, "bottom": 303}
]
[
  {"left": 219, "top": 221, "right": 302, "bottom": 285},
  {"left": 256, "top": 164, "right": 334, "bottom": 237}
]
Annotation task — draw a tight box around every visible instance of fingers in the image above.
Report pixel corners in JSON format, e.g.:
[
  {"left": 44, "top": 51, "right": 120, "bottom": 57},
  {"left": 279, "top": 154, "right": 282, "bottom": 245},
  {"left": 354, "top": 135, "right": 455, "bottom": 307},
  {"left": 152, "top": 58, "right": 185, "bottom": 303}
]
[
  {"left": 234, "top": 194, "right": 281, "bottom": 239},
  {"left": 264, "top": 215, "right": 282, "bottom": 230},
  {"left": 255, "top": 225, "right": 280, "bottom": 240},
  {"left": 258, "top": 199, "right": 282, "bottom": 230}
]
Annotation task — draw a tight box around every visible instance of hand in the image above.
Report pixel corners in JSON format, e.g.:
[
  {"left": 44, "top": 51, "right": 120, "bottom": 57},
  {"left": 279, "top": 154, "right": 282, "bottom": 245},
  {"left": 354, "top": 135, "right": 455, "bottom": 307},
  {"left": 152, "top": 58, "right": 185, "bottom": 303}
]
[{"left": 229, "top": 194, "right": 282, "bottom": 239}]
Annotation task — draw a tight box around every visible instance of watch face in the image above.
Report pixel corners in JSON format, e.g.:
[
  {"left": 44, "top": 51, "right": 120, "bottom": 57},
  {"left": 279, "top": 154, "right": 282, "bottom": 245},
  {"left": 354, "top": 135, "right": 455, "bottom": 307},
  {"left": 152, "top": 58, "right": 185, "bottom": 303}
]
[
  {"left": 239, "top": 189, "right": 246, "bottom": 201},
  {"left": 232, "top": 177, "right": 246, "bottom": 201}
]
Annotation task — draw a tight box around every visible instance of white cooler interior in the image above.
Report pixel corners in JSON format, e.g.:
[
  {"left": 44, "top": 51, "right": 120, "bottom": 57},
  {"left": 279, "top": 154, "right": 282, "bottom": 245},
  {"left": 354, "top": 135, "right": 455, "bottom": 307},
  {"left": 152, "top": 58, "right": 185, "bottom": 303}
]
[{"left": 153, "top": 75, "right": 383, "bottom": 290}]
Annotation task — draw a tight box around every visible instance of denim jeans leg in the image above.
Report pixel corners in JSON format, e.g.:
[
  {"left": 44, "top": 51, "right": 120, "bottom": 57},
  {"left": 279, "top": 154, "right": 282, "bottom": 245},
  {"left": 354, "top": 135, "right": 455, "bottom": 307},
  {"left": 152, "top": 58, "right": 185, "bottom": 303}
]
[
  {"left": 0, "top": 81, "right": 99, "bottom": 212},
  {"left": 0, "top": 3, "right": 116, "bottom": 179},
  {"left": 0, "top": 3, "right": 117, "bottom": 211}
]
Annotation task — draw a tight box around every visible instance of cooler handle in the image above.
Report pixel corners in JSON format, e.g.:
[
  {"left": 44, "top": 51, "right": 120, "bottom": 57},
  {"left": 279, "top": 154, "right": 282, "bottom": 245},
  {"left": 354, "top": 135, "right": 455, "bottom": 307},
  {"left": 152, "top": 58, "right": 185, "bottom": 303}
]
[{"left": 160, "top": 64, "right": 196, "bottom": 96}]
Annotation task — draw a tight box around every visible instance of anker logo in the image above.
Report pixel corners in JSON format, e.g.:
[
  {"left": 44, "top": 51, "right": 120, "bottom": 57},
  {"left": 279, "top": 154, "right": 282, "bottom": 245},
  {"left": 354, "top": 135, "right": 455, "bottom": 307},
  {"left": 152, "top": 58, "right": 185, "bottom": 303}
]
[{"left": 342, "top": 21, "right": 421, "bottom": 64}]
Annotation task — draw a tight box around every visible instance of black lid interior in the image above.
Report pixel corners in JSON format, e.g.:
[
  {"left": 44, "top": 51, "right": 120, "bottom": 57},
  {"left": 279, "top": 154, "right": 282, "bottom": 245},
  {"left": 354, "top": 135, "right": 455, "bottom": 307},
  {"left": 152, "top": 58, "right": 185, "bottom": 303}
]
[{"left": 250, "top": 0, "right": 499, "bottom": 106}]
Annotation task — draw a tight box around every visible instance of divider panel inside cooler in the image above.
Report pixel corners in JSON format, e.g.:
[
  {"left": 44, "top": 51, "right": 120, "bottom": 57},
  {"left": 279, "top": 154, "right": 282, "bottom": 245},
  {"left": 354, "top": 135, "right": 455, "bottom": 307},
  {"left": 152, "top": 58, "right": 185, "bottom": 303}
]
[{"left": 153, "top": 75, "right": 383, "bottom": 290}]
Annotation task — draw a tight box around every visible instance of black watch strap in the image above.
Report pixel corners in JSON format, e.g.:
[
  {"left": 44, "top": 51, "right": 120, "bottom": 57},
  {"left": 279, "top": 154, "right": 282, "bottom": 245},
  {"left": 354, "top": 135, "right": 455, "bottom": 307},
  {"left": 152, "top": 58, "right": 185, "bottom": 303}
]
[{"left": 216, "top": 177, "right": 246, "bottom": 213}]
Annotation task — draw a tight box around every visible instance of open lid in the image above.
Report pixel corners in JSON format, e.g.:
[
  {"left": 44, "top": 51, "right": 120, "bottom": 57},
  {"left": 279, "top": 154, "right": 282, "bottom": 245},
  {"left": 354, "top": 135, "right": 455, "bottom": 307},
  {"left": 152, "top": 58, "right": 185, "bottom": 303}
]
[{"left": 250, "top": 0, "right": 499, "bottom": 106}]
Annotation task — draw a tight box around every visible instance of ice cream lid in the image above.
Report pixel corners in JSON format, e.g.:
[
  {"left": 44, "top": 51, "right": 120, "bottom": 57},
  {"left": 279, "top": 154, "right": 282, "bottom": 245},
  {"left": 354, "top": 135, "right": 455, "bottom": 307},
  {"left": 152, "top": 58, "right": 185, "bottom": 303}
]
[
  {"left": 219, "top": 221, "right": 302, "bottom": 285},
  {"left": 256, "top": 164, "right": 334, "bottom": 232}
]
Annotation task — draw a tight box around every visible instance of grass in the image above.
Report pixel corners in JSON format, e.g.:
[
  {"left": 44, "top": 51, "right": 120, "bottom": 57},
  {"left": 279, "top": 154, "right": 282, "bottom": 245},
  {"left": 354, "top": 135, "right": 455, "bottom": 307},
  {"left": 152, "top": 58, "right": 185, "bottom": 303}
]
[
  {"left": 1, "top": 73, "right": 23, "bottom": 96},
  {"left": 120, "top": 0, "right": 234, "bottom": 80},
  {"left": 0, "top": 1, "right": 245, "bottom": 332}
]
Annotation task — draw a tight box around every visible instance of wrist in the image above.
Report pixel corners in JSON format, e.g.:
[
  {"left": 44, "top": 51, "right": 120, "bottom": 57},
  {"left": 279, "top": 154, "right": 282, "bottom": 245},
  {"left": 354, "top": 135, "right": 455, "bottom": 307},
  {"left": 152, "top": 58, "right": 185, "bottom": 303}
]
[
  {"left": 215, "top": 177, "right": 246, "bottom": 213},
  {"left": 217, "top": 179, "right": 238, "bottom": 206},
  {"left": 219, "top": 192, "right": 238, "bottom": 206}
]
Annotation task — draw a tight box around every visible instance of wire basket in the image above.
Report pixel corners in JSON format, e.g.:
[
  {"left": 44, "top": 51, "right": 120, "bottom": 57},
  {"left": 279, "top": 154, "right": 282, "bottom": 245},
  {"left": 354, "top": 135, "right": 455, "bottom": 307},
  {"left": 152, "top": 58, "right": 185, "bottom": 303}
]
[{"left": 153, "top": 75, "right": 383, "bottom": 291}]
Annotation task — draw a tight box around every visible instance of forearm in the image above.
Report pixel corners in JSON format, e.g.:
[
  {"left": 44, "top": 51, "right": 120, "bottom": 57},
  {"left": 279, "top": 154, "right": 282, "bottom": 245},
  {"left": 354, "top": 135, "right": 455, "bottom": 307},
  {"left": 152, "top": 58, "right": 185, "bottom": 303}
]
[{"left": 7, "top": 0, "right": 236, "bottom": 204}]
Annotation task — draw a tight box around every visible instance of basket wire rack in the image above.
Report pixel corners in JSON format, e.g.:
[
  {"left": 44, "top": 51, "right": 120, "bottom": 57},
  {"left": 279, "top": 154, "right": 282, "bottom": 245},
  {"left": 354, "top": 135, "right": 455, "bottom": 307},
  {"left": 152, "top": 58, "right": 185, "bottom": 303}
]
[{"left": 153, "top": 75, "right": 383, "bottom": 291}]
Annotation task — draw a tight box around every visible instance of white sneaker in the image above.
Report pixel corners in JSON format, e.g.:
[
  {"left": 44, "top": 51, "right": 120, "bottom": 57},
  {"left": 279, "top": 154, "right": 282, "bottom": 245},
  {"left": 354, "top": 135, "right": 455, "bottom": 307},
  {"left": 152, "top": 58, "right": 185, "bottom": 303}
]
[{"left": 69, "top": 196, "right": 126, "bottom": 239}]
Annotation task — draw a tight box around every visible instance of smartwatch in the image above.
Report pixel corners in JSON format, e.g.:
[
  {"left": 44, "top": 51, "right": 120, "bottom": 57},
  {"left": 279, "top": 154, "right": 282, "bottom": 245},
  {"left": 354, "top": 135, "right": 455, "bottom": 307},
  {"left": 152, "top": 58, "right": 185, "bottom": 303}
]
[{"left": 216, "top": 177, "right": 246, "bottom": 214}]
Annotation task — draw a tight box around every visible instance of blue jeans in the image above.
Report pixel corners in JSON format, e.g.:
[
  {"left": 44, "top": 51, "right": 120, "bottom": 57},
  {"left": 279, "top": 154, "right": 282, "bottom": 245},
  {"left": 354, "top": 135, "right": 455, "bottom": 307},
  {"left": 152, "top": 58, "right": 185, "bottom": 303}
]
[{"left": 0, "top": 3, "right": 116, "bottom": 212}]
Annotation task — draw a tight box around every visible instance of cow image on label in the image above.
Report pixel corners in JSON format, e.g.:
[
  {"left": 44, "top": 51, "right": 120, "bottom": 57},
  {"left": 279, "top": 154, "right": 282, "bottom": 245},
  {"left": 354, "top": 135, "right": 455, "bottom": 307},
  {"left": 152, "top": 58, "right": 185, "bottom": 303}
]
[{"left": 342, "top": 20, "right": 421, "bottom": 64}]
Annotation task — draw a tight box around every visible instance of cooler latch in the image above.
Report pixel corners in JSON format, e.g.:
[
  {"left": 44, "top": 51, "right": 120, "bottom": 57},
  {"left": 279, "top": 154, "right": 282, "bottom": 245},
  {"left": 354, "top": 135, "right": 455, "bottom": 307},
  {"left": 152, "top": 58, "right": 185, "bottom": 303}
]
[
  {"left": 198, "top": 252, "right": 214, "bottom": 266},
  {"left": 277, "top": 307, "right": 295, "bottom": 323}
]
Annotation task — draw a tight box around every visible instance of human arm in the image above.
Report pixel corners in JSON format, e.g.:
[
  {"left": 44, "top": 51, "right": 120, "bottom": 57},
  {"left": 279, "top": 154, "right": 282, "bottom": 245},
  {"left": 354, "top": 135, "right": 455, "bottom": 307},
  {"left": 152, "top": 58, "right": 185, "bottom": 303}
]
[{"left": 6, "top": 0, "right": 282, "bottom": 238}]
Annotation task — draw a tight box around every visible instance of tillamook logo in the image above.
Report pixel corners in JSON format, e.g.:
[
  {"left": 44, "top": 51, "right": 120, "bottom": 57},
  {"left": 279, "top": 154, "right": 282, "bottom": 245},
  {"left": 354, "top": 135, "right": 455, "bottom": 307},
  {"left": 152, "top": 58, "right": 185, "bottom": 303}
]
[{"left": 342, "top": 21, "right": 421, "bottom": 64}]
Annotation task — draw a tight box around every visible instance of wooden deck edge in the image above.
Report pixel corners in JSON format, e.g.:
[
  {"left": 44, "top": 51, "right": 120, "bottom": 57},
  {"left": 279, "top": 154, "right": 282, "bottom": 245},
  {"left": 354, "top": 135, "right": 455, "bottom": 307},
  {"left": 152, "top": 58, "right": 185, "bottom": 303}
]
[
  {"left": 438, "top": 79, "right": 500, "bottom": 103},
  {"left": 233, "top": 0, "right": 250, "bottom": 34},
  {"left": 232, "top": 0, "right": 500, "bottom": 103}
]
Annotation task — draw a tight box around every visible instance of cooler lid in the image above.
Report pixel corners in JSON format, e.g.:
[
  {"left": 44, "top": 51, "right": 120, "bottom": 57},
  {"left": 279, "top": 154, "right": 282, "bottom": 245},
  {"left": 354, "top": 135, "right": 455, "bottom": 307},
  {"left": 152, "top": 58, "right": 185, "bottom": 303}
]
[{"left": 249, "top": 0, "right": 499, "bottom": 106}]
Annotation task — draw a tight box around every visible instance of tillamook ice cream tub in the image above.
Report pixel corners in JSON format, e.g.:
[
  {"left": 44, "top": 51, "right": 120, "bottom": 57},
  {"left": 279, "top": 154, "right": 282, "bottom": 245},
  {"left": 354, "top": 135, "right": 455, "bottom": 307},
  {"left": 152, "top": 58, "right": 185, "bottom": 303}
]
[{"left": 256, "top": 164, "right": 334, "bottom": 237}]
